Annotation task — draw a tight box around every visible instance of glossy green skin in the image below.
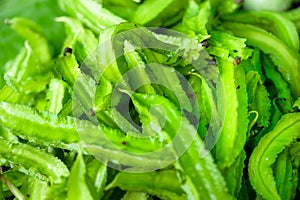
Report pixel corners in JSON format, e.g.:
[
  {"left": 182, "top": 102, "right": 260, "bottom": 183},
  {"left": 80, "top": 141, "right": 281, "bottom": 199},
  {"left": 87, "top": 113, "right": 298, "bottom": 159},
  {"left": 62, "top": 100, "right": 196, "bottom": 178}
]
[
  {"left": 224, "top": 11, "right": 299, "bottom": 51},
  {"left": 46, "top": 79, "right": 69, "bottom": 114},
  {"left": 243, "top": 0, "right": 292, "bottom": 12},
  {"left": 215, "top": 60, "right": 248, "bottom": 169},
  {"left": 223, "top": 22, "right": 300, "bottom": 98},
  {"left": 0, "top": 102, "right": 172, "bottom": 171},
  {"left": 249, "top": 113, "right": 300, "bottom": 200},
  {"left": 56, "top": 16, "right": 98, "bottom": 69},
  {"left": 9, "top": 17, "right": 52, "bottom": 65},
  {"left": 5, "top": 40, "right": 52, "bottom": 94},
  {"left": 68, "top": 152, "right": 94, "bottom": 200},
  {"left": 133, "top": 0, "right": 188, "bottom": 27},
  {"left": 3, "top": 1, "right": 300, "bottom": 199},
  {"left": 55, "top": 54, "right": 79, "bottom": 87},
  {"left": 58, "top": 0, "right": 125, "bottom": 34},
  {"left": 245, "top": 70, "right": 271, "bottom": 128},
  {"left": 20, "top": 177, "right": 48, "bottom": 200},
  {"left": 0, "top": 102, "right": 163, "bottom": 151},
  {"left": 106, "top": 170, "right": 186, "bottom": 200},
  {"left": 262, "top": 55, "right": 294, "bottom": 113},
  {"left": 188, "top": 75, "right": 213, "bottom": 141},
  {"left": 0, "top": 101, "right": 80, "bottom": 146},
  {"left": 86, "top": 159, "right": 107, "bottom": 200},
  {"left": 131, "top": 93, "right": 231, "bottom": 199},
  {"left": 0, "top": 140, "right": 69, "bottom": 184},
  {"left": 0, "top": 74, "right": 20, "bottom": 103},
  {"left": 273, "top": 149, "right": 298, "bottom": 200}
]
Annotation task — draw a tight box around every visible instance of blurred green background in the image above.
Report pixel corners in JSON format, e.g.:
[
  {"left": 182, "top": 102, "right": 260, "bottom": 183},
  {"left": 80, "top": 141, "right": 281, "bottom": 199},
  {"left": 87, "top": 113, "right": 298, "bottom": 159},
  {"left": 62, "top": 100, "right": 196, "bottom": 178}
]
[{"left": 0, "top": 0, "right": 66, "bottom": 72}]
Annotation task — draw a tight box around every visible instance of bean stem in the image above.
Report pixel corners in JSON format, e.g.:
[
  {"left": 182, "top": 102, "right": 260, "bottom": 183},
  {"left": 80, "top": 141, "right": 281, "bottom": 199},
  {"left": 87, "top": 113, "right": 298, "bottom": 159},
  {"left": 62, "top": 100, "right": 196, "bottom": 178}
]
[{"left": 0, "top": 174, "right": 26, "bottom": 200}]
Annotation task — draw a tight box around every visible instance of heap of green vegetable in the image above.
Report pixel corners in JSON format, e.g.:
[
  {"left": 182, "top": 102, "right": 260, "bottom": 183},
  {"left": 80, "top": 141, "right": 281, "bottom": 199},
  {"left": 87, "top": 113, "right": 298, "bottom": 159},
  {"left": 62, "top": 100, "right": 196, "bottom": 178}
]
[{"left": 1, "top": 0, "right": 300, "bottom": 199}]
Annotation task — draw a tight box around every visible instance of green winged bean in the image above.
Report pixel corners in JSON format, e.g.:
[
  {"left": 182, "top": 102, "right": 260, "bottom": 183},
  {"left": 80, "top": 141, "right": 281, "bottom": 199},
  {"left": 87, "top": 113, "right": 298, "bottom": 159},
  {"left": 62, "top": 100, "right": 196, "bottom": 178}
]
[
  {"left": 55, "top": 53, "right": 79, "bottom": 87},
  {"left": 123, "top": 40, "right": 156, "bottom": 94},
  {"left": 222, "top": 150, "right": 246, "bottom": 197},
  {"left": 0, "top": 140, "right": 69, "bottom": 184},
  {"left": 86, "top": 158, "right": 107, "bottom": 200},
  {"left": 245, "top": 70, "right": 271, "bottom": 127},
  {"left": 0, "top": 101, "right": 80, "bottom": 147},
  {"left": 133, "top": 0, "right": 188, "bottom": 27},
  {"left": 248, "top": 112, "right": 300, "bottom": 200},
  {"left": 262, "top": 55, "right": 294, "bottom": 113},
  {"left": 106, "top": 169, "right": 186, "bottom": 200},
  {"left": 68, "top": 152, "right": 94, "bottom": 200},
  {"left": 20, "top": 177, "right": 48, "bottom": 200},
  {"left": 5, "top": 41, "right": 52, "bottom": 94},
  {"left": 58, "top": 0, "right": 125, "bottom": 34},
  {"left": 0, "top": 74, "right": 20, "bottom": 103},
  {"left": 224, "top": 11, "right": 299, "bottom": 51},
  {"left": 188, "top": 74, "right": 212, "bottom": 140},
  {"left": 46, "top": 79, "right": 70, "bottom": 114},
  {"left": 131, "top": 92, "right": 231, "bottom": 199},
  {"left": 273, "top": 148, "right": 298, "bottom": 200},
  {"left": 0, "top": 102, "right": 170, "bottom": 168},
  {"left": 7, "top": 17, "right": 52, "bottom": 65},
  {"left": 57, "top": 17, "right": 97, "bottom": 55},
  {"left": 215, "top": 59, "right": 248, "bottom": 169},
  {"left": 223, "top": 22, "right": 300, "bottom": 98}
]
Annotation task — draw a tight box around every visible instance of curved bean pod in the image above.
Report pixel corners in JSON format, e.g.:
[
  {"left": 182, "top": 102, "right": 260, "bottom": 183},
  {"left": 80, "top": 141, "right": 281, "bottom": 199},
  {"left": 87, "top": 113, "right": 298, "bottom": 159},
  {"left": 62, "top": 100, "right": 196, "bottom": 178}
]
[
  {"left": 273, "top": 148, "right": 298, "bottom": 200},
  {"left": 20, "top": 177, "right": 48, "bottom": 200},
  {"left": 245, "top": 70, "right": 271, "bottom": 128},
  {"left": 223, "top": 22, "right": 300, "bottom": 98},
  {"left": 222, "top": 150, "right": 246, "bottom": 197},
  {"left": 68, "top": 152, "right": 94, "bottom": 200},
  {"left": 0, "top": 101, "right": 80, "bottom": 147},
  {"left": 223, "top": 11, "right": 299, "bottom": 51},
  {"left": 248, "top": 112, "right": 300, "bottom": 200},
  {"left": 0, "top": 140, "right": 69, "bottom": 184},
  {"left": 46, "top": 79, "right": 69, "bottom": 114},
  {"left": 290, "top": 142, "right": 300, "bottom": 168},
  {"left": 0, "top": 102, "right": 169, "bottom": 168},
  {"left": 131, "top": 92, "right": 231, "bottom": 199},
  {"left": 215, "top": 59, "right": 248, "bottom": 168},
  {"left": 8, "top": 17, "right": 52, "bottom": 65},
  {"left": 56, "top": 16, "right": 98, "bottom": 66},
  {"left": 133, "top": 0, "right": 188, "bottom": 27},
  {"left": 106, "top": 170, "right": 186, "bottom": 200},
  {"left": 58, "top": 0, "right": 125, "bottom": 34},
  {"left": 262, "top": 55, "right": 293, "bottom": 113},
  {"left": 86, "top": 158, "right": 107, "bottom": 200}
]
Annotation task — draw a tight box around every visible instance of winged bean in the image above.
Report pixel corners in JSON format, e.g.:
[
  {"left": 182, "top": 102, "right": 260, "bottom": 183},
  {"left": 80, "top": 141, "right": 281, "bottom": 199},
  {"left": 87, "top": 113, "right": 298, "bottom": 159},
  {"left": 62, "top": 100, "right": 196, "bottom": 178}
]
[
  {"left": 248, "top": 113, "right": 300, "bottom": 200},
  {"left": 106, "top": 170, "right": 186, "bottom": 200},
  {"left": 131, "top": 92, "right": 231, "bottom": 199},
  {"left": 0, "top": 140, "right": 69, "bottom": 184},
  {"left": 273, "top": 148, "right": 298, "bottom": 200},
  {"left": 224, "top": 11, "right": 299, "bottom": 51},
  {"left": 215, "top": 59, "right": 248, "bottom": 169},
  {"left": 223, "top": 22, "right": 300, "bottom": 98},
  {"left": 8, "top": 17, "right": 52, "bottom": 65}
]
